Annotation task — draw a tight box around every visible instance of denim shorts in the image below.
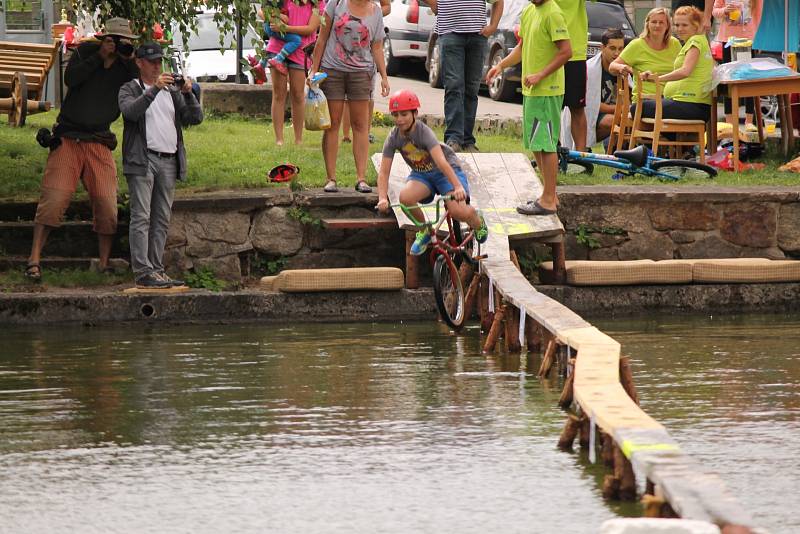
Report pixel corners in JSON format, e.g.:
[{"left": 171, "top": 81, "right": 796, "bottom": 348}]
[{"left": 407, "top": 167, "right": 470, "bottom": 204}]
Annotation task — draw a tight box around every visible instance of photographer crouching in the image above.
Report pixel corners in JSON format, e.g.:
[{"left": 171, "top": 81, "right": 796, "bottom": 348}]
[
  {"left": 25, "top": 18, "right": 139, "bottom": 281},
  {"left": 118, "top": 42, "right": 203, "bottom": 289}
]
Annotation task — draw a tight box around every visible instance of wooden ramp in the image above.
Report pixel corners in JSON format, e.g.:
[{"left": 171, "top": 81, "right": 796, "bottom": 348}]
[{"left": 373, "top": 151, "right": 755, "bottom": 530}]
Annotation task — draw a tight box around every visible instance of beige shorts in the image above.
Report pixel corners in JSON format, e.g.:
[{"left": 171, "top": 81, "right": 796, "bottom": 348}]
[{"left": 320, "top": 68, "right": 373, "bottom": 101}]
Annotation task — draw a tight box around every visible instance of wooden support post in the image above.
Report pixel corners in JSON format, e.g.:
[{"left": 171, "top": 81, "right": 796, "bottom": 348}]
[
  {"left": 458, "top": 261, "right": 474, "bottom": 289},
  {"left": 525, "top": 320, "right": 541, "bottom": 352},
  {"left": 613, "top": 444, "right": 637, "bottom": 501},
  {"left": 550, "top": 240, "right": 567, "bottom": 285},
  {"left": 404, "top": 230, "right": 420, "bottom": 289},
  {"left": 557, "top": 367, "right": 575, "bottom": 409},
  {"left": 578, "top": 413, "right": 591, "bottom": 449},
  {"left": 558, "top": 413, "right": 582, "bottom": 450},
  {"left": 479, "top": 274, "right": 494, "bottom": 333},
  {"left": 482, "top": 303, "right": 506, "bottom": 353},
  {"left": 601, "top": 431, "right": 615, "bottom": 467},
  {"left": 642, "top": 494, "right": 666, "bottom": 518},
  {"left": 504, "top": 302, "right": 521, "bottom": 353},
  {"left": 619, "top": 356, "right": 640, "bottom": 405},
  {"left": 538, "top": 338, "right": 557, "bottom": 378},
  {"left": 463, "top": 273, "right": 481, "bottom": 322}
]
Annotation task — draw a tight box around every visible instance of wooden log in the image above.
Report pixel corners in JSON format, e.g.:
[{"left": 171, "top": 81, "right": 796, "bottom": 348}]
[
  {"left": 482, "top": 303, "right": 506, "bottom": 353},
  {"left": 404, "top": 230, "right": 419, "bottom": 289},
  {"left": 578, "top": 412, "right": 591, "bottom": 449},
  {"left": 525, "top": 319, "right": 541, "bottom": 352},
  {"left": 601, "top": 431, "right": 615, "bottom": 467},
  {"left": 642, "top": 494, "right": 666, "bottom": 518},
  {"left": 537, "top": 338, "right": 557, "bottom": 378},
  {"left": 463, "top": 272, "right": 481, "bottom": 321},
  {"left": 557, "top": 414, "right": 581, "bottom": 450},
  {"left": 504, "top": 302, "right": 522, "bottom": 353},
  {"left": 550, "top": 241, "right": 567, "bottom": 284},
  {"left": 479, "top": 274, "right": 494, "bottom": 333},
  {"left": 613, "top": 444, "right": 637, "bottom": 501},
  {"left": 557, "top": 367, "right": 575, "bottom": 409},
  {"left": 619, "top": 356, "right": 640, "bottom": 405},
  {"left": 603, "top": 474, "right": 620, "bottom": 500}
]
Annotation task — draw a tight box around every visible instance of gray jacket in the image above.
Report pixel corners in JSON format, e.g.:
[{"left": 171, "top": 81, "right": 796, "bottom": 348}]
[{"left": 118, "top": 80, "right": 203, "bottom": 180}]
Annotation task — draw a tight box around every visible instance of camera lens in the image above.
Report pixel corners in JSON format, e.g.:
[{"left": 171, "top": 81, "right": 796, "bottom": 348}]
[
  {"left": 173, "top": 74, "right": 185, "bottom": 87},
  {"left": 118, "top": 42, "right": 134, "bottom": 56}
]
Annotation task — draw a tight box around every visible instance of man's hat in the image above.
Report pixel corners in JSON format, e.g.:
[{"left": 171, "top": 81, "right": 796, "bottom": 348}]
[
  {"left": 97, "top": 17, "right": 139, "bottom": 39},
  {"left": 136, "top": 42, "right": 164, "bottom": 60}
]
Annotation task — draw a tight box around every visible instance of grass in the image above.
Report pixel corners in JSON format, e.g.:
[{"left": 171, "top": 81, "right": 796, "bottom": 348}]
[
  {"left": 0, "top": 267, "right": 133, "bottom": 291},
  {"left": 1, "top": 110, "right": 798, "bottom": 201}
]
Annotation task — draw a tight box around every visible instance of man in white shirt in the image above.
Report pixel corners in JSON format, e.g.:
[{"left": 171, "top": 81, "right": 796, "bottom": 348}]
[{"left": 118, "top": 42, "right": 203, "bottom": 288}]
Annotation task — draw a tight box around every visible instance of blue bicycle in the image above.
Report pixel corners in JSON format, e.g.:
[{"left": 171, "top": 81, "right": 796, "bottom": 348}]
[{"left": 558, "top": 145, "right": 717, "bottom": 180}]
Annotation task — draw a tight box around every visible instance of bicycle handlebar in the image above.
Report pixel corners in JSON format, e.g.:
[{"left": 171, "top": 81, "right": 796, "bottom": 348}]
[{"left": 387, "top": 195, "right": 454, "bottom": 228}]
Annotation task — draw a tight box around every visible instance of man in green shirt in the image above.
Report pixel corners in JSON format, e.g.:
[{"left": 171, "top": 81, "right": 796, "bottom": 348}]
[
  {"left": 486, "top": 0, "right": 571, "bottom": 215},
  {"left": 555, "top": 0, "right": 589, "bottom": 152}
]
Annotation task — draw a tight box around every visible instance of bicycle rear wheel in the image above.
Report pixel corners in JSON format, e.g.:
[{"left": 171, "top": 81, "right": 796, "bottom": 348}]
[
  {"left": 433, "top": 254, "right": 466, "bottom": 331},
  {"left": 558, "top": 151, "right": 594, "bottom": 175},
  {"left": 650, "top": 160, "right": 717, "bottom": 180}
]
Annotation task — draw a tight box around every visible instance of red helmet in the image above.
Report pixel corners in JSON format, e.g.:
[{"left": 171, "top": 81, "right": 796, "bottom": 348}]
[
  {"left": 389, "top": 89, "right": 420, "bottom": 112},
  {"left": 268, "top": 163, "right": 300, "bottom": 183}
]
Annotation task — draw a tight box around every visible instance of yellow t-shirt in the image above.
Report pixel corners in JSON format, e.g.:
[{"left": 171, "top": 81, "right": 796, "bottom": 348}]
[
  {"left": 617, "top": 36, "right": 682, "bottom": 101},
  {"left": 554, "top": 0, "right": 587, "bottom": 61},
  {"left": 664, "top": 34, "right": 714, "bottom": 105},
  {"left": 519, "top": 1, "right": 569, "bottom": 97}
]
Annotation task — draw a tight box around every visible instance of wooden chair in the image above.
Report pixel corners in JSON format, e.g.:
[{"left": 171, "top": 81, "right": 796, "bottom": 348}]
[
  {"left": 629, "top": 72, "right": 708, "bottom": 164},
  {"left": 606, "top": 74, "right": 634, "bottom": 154}
]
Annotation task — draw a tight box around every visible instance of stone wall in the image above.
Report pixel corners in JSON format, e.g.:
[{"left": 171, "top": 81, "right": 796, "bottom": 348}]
[
  {"left": 158, "top": 187, "right": 800, "bottom": 284},
  {"left": 556, "top": 187, "right": 800, "bottom": 261}
]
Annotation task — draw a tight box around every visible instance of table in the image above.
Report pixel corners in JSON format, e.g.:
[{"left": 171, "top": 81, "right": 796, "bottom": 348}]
[{"left": 709, "top": 75, "right": 800, "bottom": 170}]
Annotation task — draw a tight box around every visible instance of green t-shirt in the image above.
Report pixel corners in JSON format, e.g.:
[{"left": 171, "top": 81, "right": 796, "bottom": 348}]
[
  {"left": 519, "top": 1, "right": 569, "bottom": 97},
  {"left": 618, "top": 36, "right": 682, "bottom": 101},
  {"left": 554, "top": 0, "right": 587, "bottom": 61},
  {"left": 664, "top": 34, "right": 714, "bottom": 105}
]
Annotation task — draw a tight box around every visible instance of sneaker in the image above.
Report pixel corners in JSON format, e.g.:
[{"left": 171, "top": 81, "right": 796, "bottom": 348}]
[
  {"left": 268, "top": 57, "right": 288, "bottom": 76},
  {"left": 446, "top": 140, "right": 462, "bottom": 152},
  {"left": 463, "top": 144, "right": 480, "bottom": 153},
  {"left": 474, "top": 211, "right": 489, "bottom": 243},
  {"left": 410, "top": 230, "right": 432, "bottom": 256},
  {"left": 157, "top": 272, "right": 186, "bottom": 287},
  {"left": 136, "top": 273, "right": 171, "bottom": 289}
]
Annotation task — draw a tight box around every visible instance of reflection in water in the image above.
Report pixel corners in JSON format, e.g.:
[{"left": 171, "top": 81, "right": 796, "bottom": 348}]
[{"left": 0, "top": 314, "right": 797, "bottom": 533}]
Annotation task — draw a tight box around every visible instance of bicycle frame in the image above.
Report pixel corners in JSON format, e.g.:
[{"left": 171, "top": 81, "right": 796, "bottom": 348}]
[
  {"left": 394, "top": 196, "right": 476, "bottom": 265},
  {"left": 561, "top": 148, "right": 683, "bottom": 181}
]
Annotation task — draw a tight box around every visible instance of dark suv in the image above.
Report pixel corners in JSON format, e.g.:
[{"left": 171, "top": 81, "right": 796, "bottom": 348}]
[{"left": 426, "top": 0, "right": 636, "bottom": 101}]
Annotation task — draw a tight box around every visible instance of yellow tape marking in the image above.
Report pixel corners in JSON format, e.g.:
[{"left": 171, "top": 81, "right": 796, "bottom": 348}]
[{"left": 621, "top": 440, "right": 681, "bottom": 458}]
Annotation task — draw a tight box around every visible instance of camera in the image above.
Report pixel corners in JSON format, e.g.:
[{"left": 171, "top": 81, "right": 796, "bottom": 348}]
[
  {"left": 36, "top": 128, "right": 61, "bottom": 151},
  {"left": 112, "top": 36, "right": 134, "bottom": 57},
  {"left": 169, "top": 57, "right": 186, "bottom": 88}
]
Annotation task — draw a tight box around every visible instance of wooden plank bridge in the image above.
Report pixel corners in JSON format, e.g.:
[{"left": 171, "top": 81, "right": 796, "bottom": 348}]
[{"left": 374, "top": 151, "right": 757, "bottom": 532}]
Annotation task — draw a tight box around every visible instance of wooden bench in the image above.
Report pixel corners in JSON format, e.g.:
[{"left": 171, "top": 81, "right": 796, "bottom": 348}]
[{"left": 0, "top": 40, "right": 60, "bottom": 126}]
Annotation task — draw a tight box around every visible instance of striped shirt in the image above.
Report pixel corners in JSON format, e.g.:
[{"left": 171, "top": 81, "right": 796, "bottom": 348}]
[{"left": 434, "top": 0, "right": 488, "bottom": 35}]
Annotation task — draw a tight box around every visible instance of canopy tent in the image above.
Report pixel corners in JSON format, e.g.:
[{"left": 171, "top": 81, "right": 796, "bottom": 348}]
[{"left": 753, "top": 0, "right": 800, "bottom": 55}]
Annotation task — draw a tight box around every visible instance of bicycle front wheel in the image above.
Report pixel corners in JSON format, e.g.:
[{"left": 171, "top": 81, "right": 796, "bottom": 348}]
[
  {"left": 650, "top": 160, "right": 717, "bottom": 180},
  {"left": 558, "top": 151, "right": 594, "bottom": 175},
  {"left": 433, "top": 254, "right": 466, "bottom": 331}
]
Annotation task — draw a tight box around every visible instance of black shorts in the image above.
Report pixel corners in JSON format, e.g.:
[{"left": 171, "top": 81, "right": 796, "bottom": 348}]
[{"left": 563, "top": 60, "right": 587, "bottom": 109}]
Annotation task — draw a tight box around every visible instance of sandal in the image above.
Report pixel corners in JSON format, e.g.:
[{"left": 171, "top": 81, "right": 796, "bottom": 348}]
[
  {"left": 355, "top": 181, "right": 372, "bottom": 193},
  {"left": 323, "top": 180, "right": 339, "bottom": 193},
  {"left": 342, "top": 137, "right": 352, "bottom": 143},
  {"left": 25, "top": 263, "right": 42, "bottom": 282}
]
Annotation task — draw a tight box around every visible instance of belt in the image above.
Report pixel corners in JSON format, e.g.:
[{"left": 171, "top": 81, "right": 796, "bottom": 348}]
[{"left": 147, "top": 148, "right": 177, "bottom": 158}]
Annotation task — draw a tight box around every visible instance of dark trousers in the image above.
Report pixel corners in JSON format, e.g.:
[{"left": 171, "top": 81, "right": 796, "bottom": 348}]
[
  {"left": 633, "top": 99, "right": 711, "bottom": 122},
  {"left": 439, "top": 32, "right": 488, "bottom": 147}
]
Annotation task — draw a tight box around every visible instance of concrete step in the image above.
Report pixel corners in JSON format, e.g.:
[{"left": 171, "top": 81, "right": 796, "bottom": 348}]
[
  {"left": 0, "top": 221, "right": 129, "bottom": 257},
  {"left": 0, "top": 256, "right": 130, "bottom": 272},
  {"left": 0, "top": 200, "right": 96, "bottom": 222}
]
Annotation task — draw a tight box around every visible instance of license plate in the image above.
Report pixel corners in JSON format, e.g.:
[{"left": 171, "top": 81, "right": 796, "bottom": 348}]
[{"left": 587, "top": 45, "right": 600, "bottom": 57}]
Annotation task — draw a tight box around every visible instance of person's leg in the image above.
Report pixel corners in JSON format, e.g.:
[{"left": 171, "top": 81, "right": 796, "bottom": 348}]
[
  {"left": 323, "top": 99, "right": 346, "bottom": 186},
  {"left": 661, "top": 99, "right": 711, "bottom": 122},
  {"left": 398, "top": 179, "right": 433, "bottom": 228},
  {"left": 147, "top": 157, "right": 178, "bottom": 275},
  {"left": 439, "top": 33, "right": 466, "bottom": 148},
  {"left": 596, "top": 113, "right": 614, "bottom": 142},
  {"left": 519, "top": 96, "right": 561, "bottom": 214},
  {"left": 270, "top": 64, "right": 289, "bottom": 145},
  {"left": 565, "top": 61, "right": 588, "bottom": 150},
  {"left": 348, "top": 97, "right": 372, "bottom": 188},
  {"left": 288, "top": 66, "right": 306, "bottom": 144},
  {"left": 125, "top": 166, "right": 156, "bottom": 278},
  {"left": 341, "top": 103, "right": 351, "bottom": 142},
  {"left": 277, "top": 33, "right": 303, "bottom": 59},
  {"left": 538, "top": 151, "right": 559, "bottom": 208},
  {"left": 29, "top": 139, "right": 82, "bottom": 272},
  {"left": 462, "top": 33, "right": 489, "bottom": 148},
  {"left": 83, "top": 143, "right": 119, "bottom": 271}
]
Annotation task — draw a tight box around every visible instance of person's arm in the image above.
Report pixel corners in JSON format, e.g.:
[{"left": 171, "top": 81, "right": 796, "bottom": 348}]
[
  {"left": 279, "top": 11, "right": 322, "bottom": 37},
  {"left": 524, "top": 39, "right": 571, "bottom": 89},
  {"left": 371, "top": 39, "right": 390, "bottom": 97},
  {"left": 485, "top": 42, "right": 521, "bottom": 82},
  {"left": 609, "top": 56, "right": 632, "bottom": 76},
  {"left": 309, "top": 12, "right": 333, "bottom": 75},
  {"left": 643, "top": 46, "right": 699, "bottom": 83},
  {"left": 119, "top": 80, "right": 158, "bottom": 121},
  {"left": 712, "top": 0, "right": 727, "bottom": 19},
  {"left": 430, "top": 145, "right": 466, "bottom": 201},
  {"left": 429, "top": 0, "right": 437, "bottom": 15},
  {"left": 176, "top": 77, "right": 204, "bottom": 126},
  {"left": 703, "top": 0, "right": 714, "bottom": 32},
  {"left": 379, "top": 0, "right": 391, "bottom": 16},
  {"left": 376, "top": 156, "right": 393, "bottom": 212},
  {"left": 599, "top": 102, "right": 616, "bottom": 114},
  {"left": 481, "top": 0, "right": 504, "bottom": 37},
  {"left": 64, "top": 44, "right": 104, "bottom": 88}
]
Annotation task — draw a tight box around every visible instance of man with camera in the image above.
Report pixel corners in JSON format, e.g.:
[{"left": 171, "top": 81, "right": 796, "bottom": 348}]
[
  {"left": 118, "top": 42, "right": 203, "bottom": 289},
  {"left": 25, "top": 18, "right": 139, "bottom": 281}
]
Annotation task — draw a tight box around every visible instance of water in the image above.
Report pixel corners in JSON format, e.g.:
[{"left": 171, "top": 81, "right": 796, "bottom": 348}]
[{"left": 0, "top": 315, "right": 798, "bottom": 533}]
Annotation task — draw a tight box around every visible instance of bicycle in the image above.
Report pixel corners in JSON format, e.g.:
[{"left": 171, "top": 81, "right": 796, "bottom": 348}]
[
  {"left": 558, "top": 144, "right": 718, "bottom": 180},
  {"left": 392, "top": 196, "right": 485, "bottom": 331}
]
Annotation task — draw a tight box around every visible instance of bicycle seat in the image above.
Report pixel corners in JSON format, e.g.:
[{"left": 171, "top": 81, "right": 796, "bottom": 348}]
[{"left": 613, "top": 145, "right": 649, "bottom": 168}]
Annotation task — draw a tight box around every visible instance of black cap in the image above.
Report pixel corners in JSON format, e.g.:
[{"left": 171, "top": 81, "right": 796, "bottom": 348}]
[{"left": 136, "top": 42, "right": 163, "bottom": 60}]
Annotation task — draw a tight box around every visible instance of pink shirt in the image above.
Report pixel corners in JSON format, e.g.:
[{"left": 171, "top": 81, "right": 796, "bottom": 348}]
[
  {"left": 713, "top": 0, "right": 762, "bottom": 43},
  {"left": 266, "top": 1, "right": 324, "bottom": 66}
]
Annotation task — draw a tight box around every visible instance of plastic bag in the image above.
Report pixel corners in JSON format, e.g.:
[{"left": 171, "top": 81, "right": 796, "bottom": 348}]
[
  {"left": 304, "top": 72, "right": 331, "bottom": 131},
  {"left": 713, "top": 58, "right": 799, "bottom": 89}
]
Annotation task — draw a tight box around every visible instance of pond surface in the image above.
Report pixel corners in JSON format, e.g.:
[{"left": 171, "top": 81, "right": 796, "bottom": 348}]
[{"left": 0, "top": 314, "right": 797, "bottom": 533}]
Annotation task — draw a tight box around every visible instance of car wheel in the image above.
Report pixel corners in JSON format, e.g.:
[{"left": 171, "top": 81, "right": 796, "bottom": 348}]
[
  {"left": 487, "top": 48, "right": 516, "bottom": 102},
  {"left": 428, "top": 40, "right": 443, "bottom": 89},
  {"left": 384, "top": 37, "right": 400, "bottom": 76}
]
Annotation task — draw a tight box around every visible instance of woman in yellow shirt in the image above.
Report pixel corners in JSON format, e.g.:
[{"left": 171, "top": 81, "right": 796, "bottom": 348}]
[
  {"left": 609, "top": 7, "right": 682, "bottom": 101},
  {"left": 640, "top": 6, "right": 714, "bottom": 122}
]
